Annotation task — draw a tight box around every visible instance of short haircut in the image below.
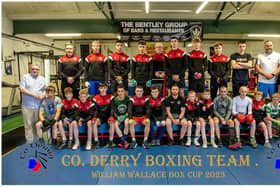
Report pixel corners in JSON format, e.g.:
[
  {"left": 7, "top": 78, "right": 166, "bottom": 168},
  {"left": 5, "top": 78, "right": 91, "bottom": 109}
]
[
  {"left": 79, "top": 89, "right": 88, "bottom": 96},
  {"left": 135, "top": 85, "right": 143, "bottom": 90},
  {"left": 46, "top": 85, "right": 56, "bottom": 92},
  {"left": 272, "top": 93, "right": 280, "bottom": 99},
  {"left": 203, "top": 89, "right": 210, "bottom": 93},
  {"left": 151, "top": 86, "right": 160, "bottom": 91},
  {"left": 220, "top": 86, "right": 227, "bottom": 90},
  {"left": 264, "top": 40, "right": 272, "bottom": 44},
  {"left": 239, "top": 86, "right": 248, "bottom": 91},
  {"left": 255, "top": 90, "right": 263, "bottom": 96},
  {"left": 64, "top": 87, "right": 73, "bottom": 94},
  {"left": 98, "top": 82, "right": 107, "bottom": 88},
  {"left": 188, "top": 90, "right": 196, "bottom": 95},
  {"left": 92, "top": 40, "right": 100, "bottom": 45},
  {"left": 238, "top": 40, "right": 246, "bottom": 45},
  {"left": 31, "top": 64, "right": 40, "bottom": 69},
  {"left": 138, "top": 40, "right": 146, "bottom": 45},
  {"left": 214, "top": 42, "right": 223, "bottom": 48},
  {"left": 192, "top": 37, "right": 201, "bottom": 43},
  {"left": 170, "top": 37, "right": 178, "bottom": 41},
  {"left": 65, "top": 41, "right": 73, "bottom": 47},
  {"left": 116, "top": 84, "right": 125, "bottom": 90},
  {"left": 171, "top": 83, "right": 179, "bottom": 89},
  {"left": 115, "top": 40, "right": 124, "bottom": 44}
]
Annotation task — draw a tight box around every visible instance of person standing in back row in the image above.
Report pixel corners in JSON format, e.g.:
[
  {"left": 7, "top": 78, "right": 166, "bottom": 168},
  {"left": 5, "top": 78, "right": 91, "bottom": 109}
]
[
  {"left": 230, "top": 40, "right": 253, "bottom": 97},
  {"left": 58, "top": 42, "right": 84, "bottom": 99},
  {"left": 208, "top": 42, "right": 231, "bottom": 99}
]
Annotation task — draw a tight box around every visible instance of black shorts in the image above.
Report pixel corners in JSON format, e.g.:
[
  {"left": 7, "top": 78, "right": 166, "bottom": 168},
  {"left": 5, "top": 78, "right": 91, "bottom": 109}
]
[
  {"left": 188, "top": 78, "right": 204, "bottom": 93},
  {"left": 167, "top": 76, "right": 185, "bottom": 89}
]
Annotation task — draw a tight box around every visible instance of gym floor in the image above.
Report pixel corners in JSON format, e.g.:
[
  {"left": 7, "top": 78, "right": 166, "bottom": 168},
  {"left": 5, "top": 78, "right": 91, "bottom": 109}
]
[{"left": 2, "top": 139, "right": 280, "bottom": 185}]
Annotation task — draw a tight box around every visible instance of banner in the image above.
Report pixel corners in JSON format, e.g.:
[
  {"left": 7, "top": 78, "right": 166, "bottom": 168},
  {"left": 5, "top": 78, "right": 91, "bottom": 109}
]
[{"left": 120, "top": 20, "right": 203, "bottom": 42}]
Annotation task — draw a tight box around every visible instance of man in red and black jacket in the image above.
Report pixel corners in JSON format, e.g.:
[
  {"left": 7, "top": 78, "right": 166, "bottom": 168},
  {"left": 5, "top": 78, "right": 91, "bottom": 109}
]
[
  {"left": 131, "top": 40, "right": 151, "bottom": 96},
  {"left": 92, "top": 83, "right": 114, "bottom": 149},
  {"left": 108, "top": 40, "right": 130, "bottom": 93},
  {"left": 150, "top": 42, "right": 166, "bottom": 96},
  {"left": 84, "top": 40, "right": 108, "bottom": 96},
  {"left": 128, "top": 85, "right": 151, "bottom": 149},
  {"left": 164, "top": 37, "right": 188, "bottom": 97},
  {"left": 208, "top": 42, "right": 231, "bottom": 99},
  {"left": 187, "top": 37, "right": 207, "bottom": 97},
  {"left": 58, "top": 42, "right": 84, "bottom": 99}
]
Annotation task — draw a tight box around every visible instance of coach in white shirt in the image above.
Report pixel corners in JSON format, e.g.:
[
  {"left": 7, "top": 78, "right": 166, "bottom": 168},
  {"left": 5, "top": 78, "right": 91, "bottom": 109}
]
[{"left": 256, "top": 40, "right": 280, "bottom": 98}]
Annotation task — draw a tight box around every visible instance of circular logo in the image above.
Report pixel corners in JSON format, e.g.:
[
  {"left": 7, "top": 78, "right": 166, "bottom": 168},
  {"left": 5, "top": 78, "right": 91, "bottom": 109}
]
[
  {"left": 19, "top": 143, "right": 55, "bottom": 176},
  {"left": 117, "top": 104, "right": 127, "bottom": 114}
]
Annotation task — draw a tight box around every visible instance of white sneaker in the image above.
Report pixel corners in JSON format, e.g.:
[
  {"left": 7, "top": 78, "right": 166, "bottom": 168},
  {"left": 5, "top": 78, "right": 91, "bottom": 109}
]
[
  {"left": 202, "top": 142, "right": 207, "bottom": 149},
  {"left": 211, "top": 141, "right": 218, "bottom": 148},
  {"left": 72, "top": 142, "right": 80, "bottom": 150},
  {"left": 185, "top": 140, "right": 191, "bottom": 147},
  {"left": 194, "top": 140, "right": 200, "bottom": 147},
  {"left": 85, "top": 141, "right": 92, "bottom": 151}
]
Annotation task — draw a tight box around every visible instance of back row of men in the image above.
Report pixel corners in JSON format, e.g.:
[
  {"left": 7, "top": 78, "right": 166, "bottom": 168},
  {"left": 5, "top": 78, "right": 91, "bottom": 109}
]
[{"left": 58, "top": 38, "right": 280, "bottom": 100}]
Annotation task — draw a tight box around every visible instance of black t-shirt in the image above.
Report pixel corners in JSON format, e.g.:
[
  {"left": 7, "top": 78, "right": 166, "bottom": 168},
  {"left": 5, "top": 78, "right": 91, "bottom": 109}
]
[
  {"left": 230, "top": 52, "right": 252, "bottom": 81},
  {"left": 165, "top": 95, "right": 185, "bottom": 116}
]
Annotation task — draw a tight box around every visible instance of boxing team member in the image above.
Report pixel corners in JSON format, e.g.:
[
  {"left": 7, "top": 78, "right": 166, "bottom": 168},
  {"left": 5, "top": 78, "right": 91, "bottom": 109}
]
[
  {"left": 208, "top": 42, "right": 231, "bottom": 99},
  {"left": 108, "top": 40, "right": 130, "bottom": 94},
  {"left": 84, "top": 40, "right": 108, "bottom": 96},
  {"left": 131, "top": 40, "right": 152, "bottom": 96},
  {"left": 232, "top": 86, "right": 257, "bottom": 148},
  {"left": 165, "top": 83, "right": 187, "bottom": 146},
  {"left": 128, "top": 85, "right": 151, "bottom": 149},
  {"left": 165, "top": 37, "right": 188, "bottom": 97},
  {"left": 58, "top": 42, "right": 84, "bottom": 99},
  {"left": 92, "top": 83, "right": 114, "bottom": 149},
  {"left": 187, "top": 37, "right": 207, "bottom": 98}
]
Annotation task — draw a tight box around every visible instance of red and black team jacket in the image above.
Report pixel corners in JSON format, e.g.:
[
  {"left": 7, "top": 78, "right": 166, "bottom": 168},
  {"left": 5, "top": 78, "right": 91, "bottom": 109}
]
[
  {"left": 61, "top": 98, "right": 78, "bottom": 119},
  {"left": 185, "top": 99, "right": 200, "bottom": 120},
  {"left": 74, "top": 100, "right": 95, "bottom": 123},
  {"left": 128, "top": 96, "right": 150, "bottom": 118},
  {"left": 208, "top": 54, "right": 231, "bottom": 81},
  {"left": 150, "top": 52, "right": 165, "bottom": 78},
  {"left": 84, "top": 53, "right": 107, "bottom": 81},
  {"left": 58, "top": 54, "right": 84, "bottom": 80},
  {"left": 252, "top": 100, "right": 266, "bottom": 122},
  {"left": 164, "top": 48, "right": 188, "bottom": 78},
  {"left": 92, "top": 94, "right": 113, "bottom": 119},
  {"left": 148, "top": 96, "right": 166, "bottom": 121},
  {"left": 108, "top": 52, "right": 130, "bottom": 79},
  {"left": 199, "top": 99, "right": 214, "bottom": 119},
  {"left": 187, "top": 50, "right": 207, "bottom": 79},
  {"left": 131, "top": 53, "right": 151, "bottom": 81}
]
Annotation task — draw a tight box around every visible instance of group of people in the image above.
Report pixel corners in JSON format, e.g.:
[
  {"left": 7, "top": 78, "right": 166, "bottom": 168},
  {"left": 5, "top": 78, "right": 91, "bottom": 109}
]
[{"left": 19, "top": 37, "right": 280, "bottom": 151}]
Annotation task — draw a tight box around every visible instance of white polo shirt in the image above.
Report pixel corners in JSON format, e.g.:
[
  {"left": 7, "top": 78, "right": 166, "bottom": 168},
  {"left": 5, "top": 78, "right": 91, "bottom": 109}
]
[{"left": 257, "top": 51, "right": 280, "bottom": 84}]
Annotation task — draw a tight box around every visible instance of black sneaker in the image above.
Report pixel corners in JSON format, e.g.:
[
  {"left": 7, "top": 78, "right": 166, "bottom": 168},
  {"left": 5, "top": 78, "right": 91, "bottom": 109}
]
[
  {"left": 52, "top": 139, "right": 57, "bottom": 147},
  {"left": 107, "top": 141, "right": 113, "bottom": 150},
  {"left": 57, "top": 141, "right": 67, "bottom": 150},
  {"left": 67, "top": 140, "right": 73, "bottom": 149},
  {"left": 143, "top": 140, "right": 150, "bottom": 149},
  {"left": 95, "top": 141, "right": 100, "bottom": 149},
  {"left": 179, "top": 138, "right": 184, "bottom": 146},
  {"left": 168, "top": 139, "right": 174, "bottom": 146},
  {"left": 217, "top": 138, "right": 223, "bottom": 147},
  {"left": 129, "top": 141, "right": 138, "bottom": 149}
]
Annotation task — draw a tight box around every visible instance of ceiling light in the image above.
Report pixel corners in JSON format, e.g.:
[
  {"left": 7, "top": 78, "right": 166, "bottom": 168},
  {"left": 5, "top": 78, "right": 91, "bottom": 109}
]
[
  {"left": 187, "top": 43, "right": 192, "bottom": 47},
  {"left": 45, "top": 33, "right": 82, "bottom": 37},
  {"left": 117, "top": 35, "right": 121, "bottom": 40},
  {"left": 196, "top": 1, "right": 208, "bottom": 14},
  {"left": 248, "top": 34, "right": 280, "bottom": 38},
  {"left": 145, "top": 0, "right": 149, "bottom": 14}
]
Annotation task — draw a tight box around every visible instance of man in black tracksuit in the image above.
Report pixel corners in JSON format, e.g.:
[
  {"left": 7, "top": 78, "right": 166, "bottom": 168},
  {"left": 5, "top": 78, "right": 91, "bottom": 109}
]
[
  {"left": 208, "top": 42, "right": 231, "bottom": 99},
  {"left": 131, "top": 40, "right": 151, "bottom": 96},
  {"left": 165, "top": 37, "right": 188, "bottom": 97},
  {"left": 58, "top": 42, "right": 84, "bottom": 99},
  {"left": 108, "top": 40, "right": 130, "bottom": 93},
  {"left": 187, "top": 38, "right": 207, "bottom": 97}
]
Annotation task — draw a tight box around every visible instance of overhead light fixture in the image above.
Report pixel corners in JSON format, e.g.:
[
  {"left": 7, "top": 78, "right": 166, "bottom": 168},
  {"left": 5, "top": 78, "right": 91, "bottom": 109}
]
[
  {"left": 45, "top": 33, "right": 82, "bottom": 37},
  {"left": 187, "top": 43, "right": 192, "bottom": 47},
  {"left": 196, "top": 1, "right": 208, "bottom": 14},
  {"left": 117, "top": 35, "right": 121, "bottom": 40},
  {"left": 248, "top": 34, "right": 280, "bottom": 38},
  {"left": 145, "top": 0, "right": 149, "bottom": 14}
]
